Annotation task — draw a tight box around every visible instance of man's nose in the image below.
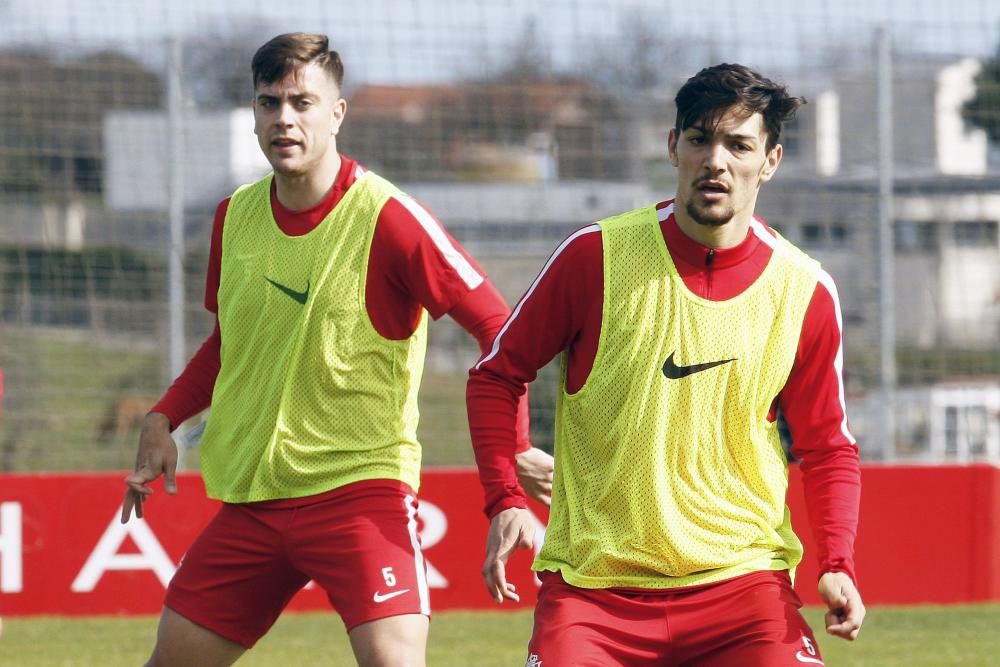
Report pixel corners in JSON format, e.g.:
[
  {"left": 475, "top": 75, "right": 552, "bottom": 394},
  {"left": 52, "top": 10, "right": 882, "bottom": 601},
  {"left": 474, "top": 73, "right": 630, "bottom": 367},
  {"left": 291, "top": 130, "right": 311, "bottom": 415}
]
[
  {"left": 704, "top": 143, "right": 727, "bottom": 172},
  {"left": 276, "top": 102, "right": 294, "bottom": 125}
]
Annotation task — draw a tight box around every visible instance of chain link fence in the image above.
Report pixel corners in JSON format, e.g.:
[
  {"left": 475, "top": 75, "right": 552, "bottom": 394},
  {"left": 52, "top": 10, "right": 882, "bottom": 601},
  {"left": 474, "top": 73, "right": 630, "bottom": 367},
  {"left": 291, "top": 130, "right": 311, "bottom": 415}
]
[{"left": 0, "top": 0, "right": 998, "bottom": 471}]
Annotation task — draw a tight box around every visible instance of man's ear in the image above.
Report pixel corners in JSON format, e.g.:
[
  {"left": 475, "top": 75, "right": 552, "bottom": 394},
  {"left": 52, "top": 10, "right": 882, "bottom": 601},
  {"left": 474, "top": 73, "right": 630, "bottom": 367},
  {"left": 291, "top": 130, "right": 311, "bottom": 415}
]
[
  {"left": 759, "top": 144, "right": 783, "bottom": 183},
  {"left": 330, "top": 97, "right": 347, "bottom": 136},
  {"left": 667, "top": 129, "right": 679, "bottom": 167}
]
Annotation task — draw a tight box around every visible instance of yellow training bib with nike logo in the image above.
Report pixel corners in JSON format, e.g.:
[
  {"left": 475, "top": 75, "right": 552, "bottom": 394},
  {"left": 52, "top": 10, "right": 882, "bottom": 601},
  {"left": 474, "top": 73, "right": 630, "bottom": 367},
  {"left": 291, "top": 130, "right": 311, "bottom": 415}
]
[
  {"left": 200, "top": 171, "right": 427, "bottom": 502},
  {"left": 535, "top": 204, "right": 820, "bottom": 589}
]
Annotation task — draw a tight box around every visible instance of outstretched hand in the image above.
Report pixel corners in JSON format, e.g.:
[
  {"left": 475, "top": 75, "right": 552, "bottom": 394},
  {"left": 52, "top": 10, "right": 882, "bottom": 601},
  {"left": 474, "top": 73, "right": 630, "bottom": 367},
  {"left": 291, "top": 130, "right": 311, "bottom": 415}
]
[
  {"left": 818, "top": 571, "right": 865, "bottom": 640},
  {"left": 121, "top": 412, "right": 178, "bottom": 523},
  {"left": 482, "top": 507, "right": 536, "bottom": 604}
]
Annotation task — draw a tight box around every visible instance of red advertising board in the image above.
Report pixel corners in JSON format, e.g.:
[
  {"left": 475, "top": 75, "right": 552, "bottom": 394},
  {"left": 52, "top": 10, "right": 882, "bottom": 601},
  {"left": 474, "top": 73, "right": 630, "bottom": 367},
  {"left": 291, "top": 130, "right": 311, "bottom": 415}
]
[
  {"left": 0, "top": 470, "right": 547, "bottom": 616},
  {"left": 788, "top": 463, "right": 1000, "bottom": 605},
  {"left": 0, "top": 465, "right": 998, "bottom": 616}
]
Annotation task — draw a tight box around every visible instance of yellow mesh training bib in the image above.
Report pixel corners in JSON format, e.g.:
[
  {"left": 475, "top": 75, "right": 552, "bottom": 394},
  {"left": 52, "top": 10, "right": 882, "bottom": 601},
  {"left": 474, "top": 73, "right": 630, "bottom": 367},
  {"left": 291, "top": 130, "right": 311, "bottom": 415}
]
[
  {"left": 535, "top": 205, "right": 820, "bottom": 589},
  {"left": 200, "top": 171, "right": 427, "bottom": 502}
]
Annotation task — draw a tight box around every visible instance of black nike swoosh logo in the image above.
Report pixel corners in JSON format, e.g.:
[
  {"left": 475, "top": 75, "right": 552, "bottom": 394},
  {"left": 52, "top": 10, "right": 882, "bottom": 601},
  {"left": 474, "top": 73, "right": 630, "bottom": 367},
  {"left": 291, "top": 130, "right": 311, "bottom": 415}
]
[
  {"left": 266, "top": 278, "right": 310, "bottom": 305},
  {"left": 662, "top": 352, "right": 735, "bottom": 379}
]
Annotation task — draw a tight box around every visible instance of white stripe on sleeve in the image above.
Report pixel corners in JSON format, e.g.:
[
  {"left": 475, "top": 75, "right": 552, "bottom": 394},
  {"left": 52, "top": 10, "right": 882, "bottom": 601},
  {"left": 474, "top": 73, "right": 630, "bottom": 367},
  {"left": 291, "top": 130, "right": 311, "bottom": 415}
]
[
  {"left": 753, "top": 218, "right": 855, "bottom": 444},
  {"left": 396, "top": 195, "right": 484, "bottom": 291},
  {"left": 475, "top": 224, "right": 602, "bottom": 370},
  {"left": 815, "top": 269, "right": 857, "bottom": 445},
  {"left": 750, "top": 217, "right": 778, "bottom": 248},
  {"left": 656, "top": 201, "right": 675, "bottom": 222}
]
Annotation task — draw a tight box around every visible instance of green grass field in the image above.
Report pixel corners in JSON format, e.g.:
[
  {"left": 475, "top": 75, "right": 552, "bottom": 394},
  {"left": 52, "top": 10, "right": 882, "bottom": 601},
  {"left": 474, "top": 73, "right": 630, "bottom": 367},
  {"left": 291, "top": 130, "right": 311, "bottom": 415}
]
[
  {"left": 0, "top": 323, "right": 497, "bottom": 473},
  {"left": 2, "top": 604, "right": 999, "bottom": 666}
]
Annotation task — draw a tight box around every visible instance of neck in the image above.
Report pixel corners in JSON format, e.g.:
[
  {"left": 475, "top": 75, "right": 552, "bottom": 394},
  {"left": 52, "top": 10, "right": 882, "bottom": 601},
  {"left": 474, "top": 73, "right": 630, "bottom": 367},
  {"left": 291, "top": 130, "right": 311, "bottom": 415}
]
[
  {"left": 673, "top": 212, "right": 751, "bottom": 249},
  {"left": 273, "top": 151, "right": 342, "bottom": 211}
]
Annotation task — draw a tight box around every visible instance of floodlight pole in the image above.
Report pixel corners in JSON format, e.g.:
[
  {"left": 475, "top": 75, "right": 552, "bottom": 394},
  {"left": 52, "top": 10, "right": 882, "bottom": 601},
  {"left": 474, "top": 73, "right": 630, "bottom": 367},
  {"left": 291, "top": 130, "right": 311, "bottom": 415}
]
[
  {"left": 166, "top": 37, "right": 185, "bottom": 380},
  {"left": 876, "top": 26, "right": 897, "bottom": 460}
]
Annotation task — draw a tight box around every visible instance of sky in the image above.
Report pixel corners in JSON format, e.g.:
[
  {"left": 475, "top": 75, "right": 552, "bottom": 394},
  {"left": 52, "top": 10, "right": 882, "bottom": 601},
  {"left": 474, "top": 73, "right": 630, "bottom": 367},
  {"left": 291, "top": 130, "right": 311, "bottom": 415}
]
[{"left": 1, "top": 0, "right": 998, "bottom": 84}]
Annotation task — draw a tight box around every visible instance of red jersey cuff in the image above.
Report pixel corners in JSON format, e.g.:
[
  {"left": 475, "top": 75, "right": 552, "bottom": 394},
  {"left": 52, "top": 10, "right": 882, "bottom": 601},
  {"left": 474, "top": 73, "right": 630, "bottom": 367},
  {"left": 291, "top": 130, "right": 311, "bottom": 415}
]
[{"left": 486, "top": 493, "right": 529, "bottom": 519}]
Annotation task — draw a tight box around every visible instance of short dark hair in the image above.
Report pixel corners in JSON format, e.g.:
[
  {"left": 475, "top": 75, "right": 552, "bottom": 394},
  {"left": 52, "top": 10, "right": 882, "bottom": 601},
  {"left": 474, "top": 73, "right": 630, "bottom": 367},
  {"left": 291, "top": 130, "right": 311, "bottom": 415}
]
[
  {"left": 252, "top": 33, "right": 344, "bottom": 89},
  {"left": 674, "top": 63, "right": 804, "bottom": 152}
]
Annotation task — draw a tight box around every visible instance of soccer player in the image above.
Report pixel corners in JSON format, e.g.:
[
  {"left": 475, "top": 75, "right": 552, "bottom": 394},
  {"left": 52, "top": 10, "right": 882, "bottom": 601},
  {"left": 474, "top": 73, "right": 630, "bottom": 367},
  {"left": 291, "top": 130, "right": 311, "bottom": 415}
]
[
  {"left": 468, "top": 63, "right": 865, "bottom": 666},
  {"left": 121, "top": 32, "right": 546, "bottom": 667}
]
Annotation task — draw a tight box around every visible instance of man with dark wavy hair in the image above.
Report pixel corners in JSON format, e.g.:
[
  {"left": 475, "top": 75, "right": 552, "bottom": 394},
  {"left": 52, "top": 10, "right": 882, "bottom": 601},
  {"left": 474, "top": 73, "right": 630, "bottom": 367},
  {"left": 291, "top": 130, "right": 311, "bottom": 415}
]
[
  {"left": 122, "top": 32, "right": 547, "bottom": 666},
  {"left": 469, "top": 63, "right": 865, "bottom": 666}
]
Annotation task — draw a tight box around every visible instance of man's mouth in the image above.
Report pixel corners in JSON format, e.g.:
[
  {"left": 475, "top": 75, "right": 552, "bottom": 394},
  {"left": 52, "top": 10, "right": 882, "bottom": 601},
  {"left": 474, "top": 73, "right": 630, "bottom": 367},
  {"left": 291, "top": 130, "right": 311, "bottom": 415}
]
[{"left": 696, "top": 180, "right": 729, "bottom": 193}]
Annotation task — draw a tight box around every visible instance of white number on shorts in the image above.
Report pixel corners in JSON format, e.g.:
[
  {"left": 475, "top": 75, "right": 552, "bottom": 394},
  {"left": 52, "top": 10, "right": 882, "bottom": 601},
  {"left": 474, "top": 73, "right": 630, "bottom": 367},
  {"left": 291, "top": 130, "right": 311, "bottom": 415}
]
[
  {"left": 802, "top": 636, "right": 817, "bottom": 656},
  {"left": 381, "top": 566, "right": 396, "bottom": 587}
]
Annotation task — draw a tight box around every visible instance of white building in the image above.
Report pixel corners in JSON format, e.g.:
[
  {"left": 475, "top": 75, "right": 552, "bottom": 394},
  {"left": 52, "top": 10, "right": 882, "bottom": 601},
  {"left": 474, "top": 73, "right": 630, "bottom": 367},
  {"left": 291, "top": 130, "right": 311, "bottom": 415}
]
[
  {"left": 782, "top": 56, "right": 989, "bottom": 179},
  {"left": 104, "top": 109, "right": 270, "bottom": 211}
]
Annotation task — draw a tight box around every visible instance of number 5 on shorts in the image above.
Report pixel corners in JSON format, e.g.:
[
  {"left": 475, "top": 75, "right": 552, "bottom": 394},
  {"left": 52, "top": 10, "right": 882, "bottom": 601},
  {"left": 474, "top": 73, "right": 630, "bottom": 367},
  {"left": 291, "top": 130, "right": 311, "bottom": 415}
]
[{"left": 382, "top": 566, "right": 396, "bottom": 587}]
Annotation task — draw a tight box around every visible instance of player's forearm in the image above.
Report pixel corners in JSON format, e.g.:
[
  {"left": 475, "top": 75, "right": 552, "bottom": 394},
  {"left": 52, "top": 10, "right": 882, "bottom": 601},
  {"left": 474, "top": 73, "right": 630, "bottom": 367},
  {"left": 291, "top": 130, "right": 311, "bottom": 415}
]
[
  {"left": 151, "top": 321, "right": 221, "bottom": 429},
  {"left": 800, "top": 445, "right": 861, "bottom": 584},
  {"left": 467, "top": 369, "right": 529, "bottom": 517},
  {"left": 782, "top": 278, "right": 861, "bottom": 580},
  {"left": 451, "top": 283, "right": 533, "bottom": 453},
  {"left": 464, "top": 232, "right": 591, "bottom": 512}
]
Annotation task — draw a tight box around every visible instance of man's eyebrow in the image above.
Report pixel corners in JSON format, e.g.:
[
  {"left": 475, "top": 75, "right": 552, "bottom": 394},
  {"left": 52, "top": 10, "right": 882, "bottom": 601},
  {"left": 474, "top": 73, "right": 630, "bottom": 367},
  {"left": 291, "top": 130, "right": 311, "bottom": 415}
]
[
  {"left": 685, "top": 126, "right": 760, "bottom": 142},
  {"left": 256, "top": 92, "right": 320, "bottom": 101}
]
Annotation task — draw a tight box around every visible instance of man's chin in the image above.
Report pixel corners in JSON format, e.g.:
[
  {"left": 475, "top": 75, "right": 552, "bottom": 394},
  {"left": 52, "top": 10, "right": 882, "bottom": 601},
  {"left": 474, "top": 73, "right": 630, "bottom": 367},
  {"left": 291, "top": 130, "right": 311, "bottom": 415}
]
[
  {"left": 686, "top": 201, "right": 734, "bottom": 227},
  {"left": 270, "top": 162, "right": 306, "bottom": 178}
]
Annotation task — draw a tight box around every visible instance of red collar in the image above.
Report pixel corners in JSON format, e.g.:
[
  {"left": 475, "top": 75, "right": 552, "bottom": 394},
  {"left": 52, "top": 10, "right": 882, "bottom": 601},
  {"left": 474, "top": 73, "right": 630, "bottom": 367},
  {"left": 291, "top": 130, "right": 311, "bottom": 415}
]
[
  {"left": 269, "top": 154, "right": 360, "bottom": 236},
  {"left": 658, "top": 200, "right": 765, "bottom": 269}
]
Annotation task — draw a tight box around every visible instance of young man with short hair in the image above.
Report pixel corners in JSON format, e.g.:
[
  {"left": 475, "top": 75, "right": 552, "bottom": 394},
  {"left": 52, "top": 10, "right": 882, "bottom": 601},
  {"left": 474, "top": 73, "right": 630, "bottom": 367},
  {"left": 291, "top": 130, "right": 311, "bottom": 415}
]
[
  {"left": 122, "top": 32, "right": 546, "bottom": 667},
  {"left": 468, "top": 63, "right": 865, "bottom": 666}
]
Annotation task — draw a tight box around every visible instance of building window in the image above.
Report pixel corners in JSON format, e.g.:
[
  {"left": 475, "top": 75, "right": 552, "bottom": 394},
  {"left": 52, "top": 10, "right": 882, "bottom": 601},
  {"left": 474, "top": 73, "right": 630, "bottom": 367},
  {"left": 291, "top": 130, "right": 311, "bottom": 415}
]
[
  {"left": 895, "top": 220, "right": 938, "bottom": 253},
  {"left": 829, "top": 223, "right": 852, "bottom": 248},
  {"left": 944, "top": 405, "right": 989, "bottom": 459},
  {"left": 781, "top": 117, "right": 801, "bottom": 158},
  {"left": 800, "top": 223, "right": 825, "bottom": 247},
  {"left": 944, "top": 406, "right": 959, "bottom": 457},
  {"left": 799, "top": 221, "right": 852, "bottom": 249},
  {"left": 952, "top": 220, "right": 998, "bottom": 247}
]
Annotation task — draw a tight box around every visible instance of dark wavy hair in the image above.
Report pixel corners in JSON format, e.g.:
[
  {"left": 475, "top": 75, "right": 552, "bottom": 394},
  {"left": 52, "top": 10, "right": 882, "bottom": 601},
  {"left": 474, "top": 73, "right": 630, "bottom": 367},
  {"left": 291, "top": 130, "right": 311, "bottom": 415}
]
[
  {"left": 674, "top": 63, "right": 804, "bottom": 151},
  {"left": 251, "top": 32, "right": 344, "bottom": 89}
]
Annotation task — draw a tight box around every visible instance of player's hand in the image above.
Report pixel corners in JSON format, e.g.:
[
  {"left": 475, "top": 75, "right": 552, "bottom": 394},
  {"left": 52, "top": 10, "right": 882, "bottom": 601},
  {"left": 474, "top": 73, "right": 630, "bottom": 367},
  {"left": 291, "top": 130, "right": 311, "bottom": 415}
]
[
  {"left": 482, "top": 507, "right": 535, "bottom": 604},
  {"left": 515, "top": 447, "right": 554, "bottom": 506},
  {"left": 818, "top": 571, "right": 865, "bottom": 640},
  {"left": 121, "top": 412, "right": 177, "bottom": 523}
]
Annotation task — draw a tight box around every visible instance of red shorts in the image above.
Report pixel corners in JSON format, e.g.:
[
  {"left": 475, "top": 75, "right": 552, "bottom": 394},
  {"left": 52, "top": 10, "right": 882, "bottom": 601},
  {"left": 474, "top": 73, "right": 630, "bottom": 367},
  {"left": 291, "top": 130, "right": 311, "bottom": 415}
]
[
  {"left": 526, "top": 570, "right": 824, "bottom": 667},
  {"left": 164, "top": 480, "right": 431, "bottom": 648}
]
